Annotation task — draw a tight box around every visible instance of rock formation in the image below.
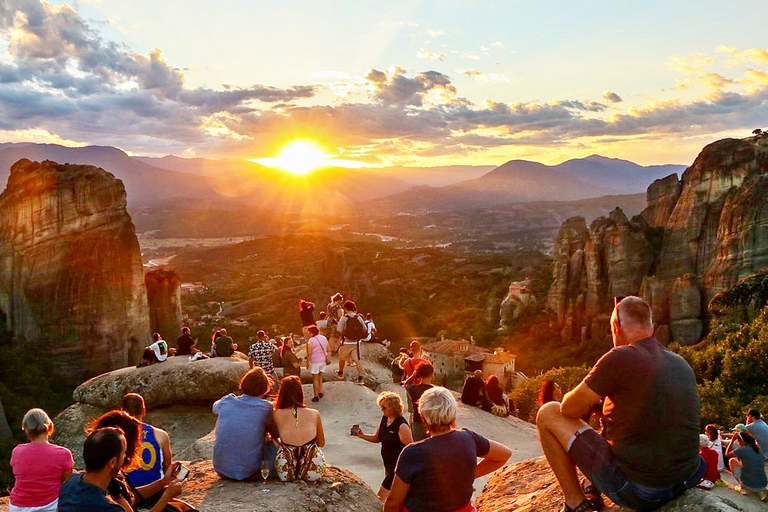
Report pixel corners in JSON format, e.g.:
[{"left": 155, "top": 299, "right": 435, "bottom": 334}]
[
  {"left": 73, "top": 356, "right": 250, "bottom": 409},
  {"left": 0, "top": 159, "right": 149, "bottom": 377},
  {"left": 548, "top": 135, "right": 768, "bottom": 345},
  {"left": 476, "top": 456, "right": 747, "bottom": 511},
  {"left": 145, "top": 268, "right": 182, "bottom": 342},
  {"left": 499, "top": 280, "right": 535, "bottom": 332}
]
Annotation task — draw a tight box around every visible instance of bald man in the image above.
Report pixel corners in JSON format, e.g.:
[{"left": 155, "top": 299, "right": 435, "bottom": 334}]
[{"left": 536, "top": 296, "right": 704, "bottom": 512}]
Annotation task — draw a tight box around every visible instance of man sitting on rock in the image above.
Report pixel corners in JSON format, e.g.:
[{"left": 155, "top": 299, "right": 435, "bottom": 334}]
[
  {"left": 175, "top": 326, "right": 198, "bottom": 357},
  {"left": 745, "top": 409, "right": 768, "bottom": 460},
  {"left": 536, "top": 296, "right": 705, "bottom": 512},
  {"left": 138, "top": 333, "right": 169, "bottom": 367},
  {"left": 212, "top": 328, "right": 237, "bottom": 357},
  {"left": 121, "top": 393, "right": 174, "bottom": 497}
]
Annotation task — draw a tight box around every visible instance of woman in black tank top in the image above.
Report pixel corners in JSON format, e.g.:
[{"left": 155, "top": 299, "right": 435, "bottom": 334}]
[{"left": 353, "top": 391, "right": 413, "bottom": 501}]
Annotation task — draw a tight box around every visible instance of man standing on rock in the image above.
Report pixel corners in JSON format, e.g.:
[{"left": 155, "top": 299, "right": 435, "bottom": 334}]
[
  {"left": 536, "top": 296, "right": 704, "bottom": 512},
  {"left": 121, "top": 393, "right": 173, "bottom": 496},
  {"left": 249, "top": 330, "right": 278, "bottom": 385},
  {"left": 334, "top": 300, "right": 366, "bottom": 384}
]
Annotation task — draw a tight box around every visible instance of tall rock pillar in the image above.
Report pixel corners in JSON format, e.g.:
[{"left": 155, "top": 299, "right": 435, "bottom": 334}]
[{"left": 145, "top": 269, "right": 182, "bottom": 343}]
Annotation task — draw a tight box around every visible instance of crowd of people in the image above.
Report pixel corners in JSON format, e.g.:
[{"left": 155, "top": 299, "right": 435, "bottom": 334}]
[{"left": 8, "top": 293, "right": 768, "bottom": 512}]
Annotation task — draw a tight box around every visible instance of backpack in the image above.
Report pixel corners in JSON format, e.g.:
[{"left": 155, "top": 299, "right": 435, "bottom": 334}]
[{"left": 343, "top": 314, "right": 367, "bottom": 341}]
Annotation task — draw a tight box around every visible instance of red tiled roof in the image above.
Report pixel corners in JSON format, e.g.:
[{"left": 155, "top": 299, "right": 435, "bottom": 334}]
[{"left": 423, "top": 339, "right": 490, "bottom": 356}]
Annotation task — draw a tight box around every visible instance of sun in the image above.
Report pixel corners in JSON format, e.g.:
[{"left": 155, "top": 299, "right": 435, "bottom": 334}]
[{"left": 258, "top": 141, "right": 330, "bottom": 176}]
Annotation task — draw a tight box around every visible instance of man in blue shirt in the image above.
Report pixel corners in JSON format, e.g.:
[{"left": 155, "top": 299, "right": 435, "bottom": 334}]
[{"left": 746, "top": 409, "right": 768, "bottom": 460}]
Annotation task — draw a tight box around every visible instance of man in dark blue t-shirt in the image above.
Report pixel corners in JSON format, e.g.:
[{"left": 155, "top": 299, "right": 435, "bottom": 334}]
[{"left": 536, "top": 296, "right": 704, "bottom": 512}]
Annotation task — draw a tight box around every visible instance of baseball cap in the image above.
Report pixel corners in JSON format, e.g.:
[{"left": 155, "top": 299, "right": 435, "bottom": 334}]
[{"left": 732, "top": 423, "right": 747, "bottom": 432}]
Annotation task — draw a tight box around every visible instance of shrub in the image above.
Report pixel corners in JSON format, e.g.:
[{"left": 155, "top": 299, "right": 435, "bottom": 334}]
[{"left": 509, "top": 366, "right": 589, "bottom": 423}]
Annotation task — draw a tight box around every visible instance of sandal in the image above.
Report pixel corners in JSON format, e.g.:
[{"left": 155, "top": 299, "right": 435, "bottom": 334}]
[
  {"left": 562, "top": 501, "right": 592, "bottom": 512},
  {"left": 581, "top": 478, "right": 604, "bottom": 511}
]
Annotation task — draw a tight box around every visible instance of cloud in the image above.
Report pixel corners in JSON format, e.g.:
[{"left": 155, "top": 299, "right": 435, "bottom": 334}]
[
  {"left": 416, "top": 48, "right": 445, "bottom": 61},
  {"left": 365, "top": 67, "right": 456, "bottom": 106},
  {"left": 457, "top": 69, "right": 510, "bottom": 83},
  {"left": 426, "top": 29, "right": 445, "bottom": 38},
  {"left": 602, "top": 91, "right": 622, "bottom": 103},
  {"left": 717, "top": 46, "right": 768, "bottom": 65}
]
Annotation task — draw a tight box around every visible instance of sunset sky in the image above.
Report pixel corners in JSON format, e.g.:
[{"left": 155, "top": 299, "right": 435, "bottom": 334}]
[{"left": 0, "top": 0, "right": 766, "bottom": 167}]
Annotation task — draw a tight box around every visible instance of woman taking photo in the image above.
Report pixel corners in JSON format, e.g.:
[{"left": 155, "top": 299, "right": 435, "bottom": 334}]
[
  {"left": 9, "top": 409, "right": 74, "bottom": 512},
  {"left": 726, "top": 430, "right": 767, "bottom": 499},
  {"left": 281, "top": 336, "right": 302, "bottom": 378},
  {"left": 354, "top": 391, "right": 413, "bottom": 501},
  {"left": 273, "top": 376, "right": 326, "bottom": 481},
  {"left": 383, "top": 387, "right": 511, "bottom": 512}
]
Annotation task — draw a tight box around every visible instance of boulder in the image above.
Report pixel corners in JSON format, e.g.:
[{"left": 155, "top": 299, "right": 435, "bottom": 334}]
[
  {"left": 73, "top": 356, "right": 249, "bottom": 409},
  {"left": 276, "top": 357, "right": 393, "bottom": 391},
  {"left": 476, "top": 456, "right": 746, "bottom": 512},
  {"left": 0, "top": 159, "right": 150, "bottom": 379},
  {"left": 178, "top": 460, "right": 381, "bottom": 512},
  {"left": 53, "top": 402, "right": 216, "bottom": 469}
]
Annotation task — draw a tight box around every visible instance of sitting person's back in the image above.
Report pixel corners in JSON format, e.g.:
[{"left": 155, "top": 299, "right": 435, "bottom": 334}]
[
  {"left": 272, "top": 376, "right": 326, "bottom": 482},
  {"left": 10, "top": 409, "right": 74, "bottom": 512},
  {"left": 460, "top": 370, "right": 485, "bottom": 406},
  {"left": 699, "top": 435, "right": 720, "bottom": 486},
  {"left": 213, "top": 368, "right": 277, "bottom": 480},
  {"left": 120, "top": 393, "right": 172, "bottom": 489},
  {"left": 214, "top": 329, "right": 236, "bottom": 357}
]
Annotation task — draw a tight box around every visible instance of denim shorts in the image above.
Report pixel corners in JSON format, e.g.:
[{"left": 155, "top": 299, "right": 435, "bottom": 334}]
[{"left": 568, "top": 426, "right": 706, "bottom": 511}]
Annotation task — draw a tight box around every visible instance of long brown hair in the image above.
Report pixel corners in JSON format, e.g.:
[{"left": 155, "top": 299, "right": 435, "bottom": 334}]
[
  {"left": 87, "top": 410, "right": 142, "bottom": 469},
  {"left": 275, "top": 376, "right": 306, "bottom": 410}
]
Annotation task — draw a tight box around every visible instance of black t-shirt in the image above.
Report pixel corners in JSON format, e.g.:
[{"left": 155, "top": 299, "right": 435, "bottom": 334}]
[
  {"left": 406, "top": 383, "right": 434, "bottom": 424},
  {"left": 395, "top": 429, "right": 490, "bottom": 512},
  {"left": 176, "top": 334, "right": 195, "bottom": 355},
  {"left": 282, "top": 349, "right": 301, "bottom": 376},
  {"left": 379, "top": 415, "right": 408, "bottom": 468},
  {"left": 584, "top": 337, "right": 700, "bottom": 487},
  {"left": 58, "top": 474, "right": 124, "bottom": 512},
  {"left": 460, "top": 376, "right": 484, "bottom": 406},
  {"left": 299, "top": 305, "right": 315, "bottom": 326}
]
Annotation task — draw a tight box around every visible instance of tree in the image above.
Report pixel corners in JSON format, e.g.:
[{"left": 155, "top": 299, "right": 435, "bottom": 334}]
[{"left": 753, "top": 128, "right": 763, "bottom": 135}]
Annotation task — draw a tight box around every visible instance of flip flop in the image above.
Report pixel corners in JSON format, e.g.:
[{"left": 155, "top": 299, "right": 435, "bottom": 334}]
[
  {"left": 561, "top": 501, "right": 592, "bottom": 512},
  {"left": 581, "top": 478, "right": 604, "bottom": 511}
]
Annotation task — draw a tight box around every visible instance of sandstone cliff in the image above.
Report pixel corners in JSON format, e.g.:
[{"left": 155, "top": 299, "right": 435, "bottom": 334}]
[
  {"left": 548, "top": 135, "right": 768, "bottom": 345},
  {"left": 0, "top": 159, "right": 149, "bottom": 377},
  {"left": 145, "top": 268, "right": 182, "bottom": 342}
]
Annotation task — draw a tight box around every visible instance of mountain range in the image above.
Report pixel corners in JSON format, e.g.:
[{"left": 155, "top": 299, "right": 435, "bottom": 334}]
[{"left": 0, "top": 143, "right": 687, "bottom": 224}]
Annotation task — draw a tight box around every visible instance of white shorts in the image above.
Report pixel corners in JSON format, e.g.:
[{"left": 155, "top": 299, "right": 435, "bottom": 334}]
[
  {"left": 10, "top": 499, "right": 59, "bottom": 512},
  {"left": 310, "top": 362, "right": 326, "bottom": 375}
]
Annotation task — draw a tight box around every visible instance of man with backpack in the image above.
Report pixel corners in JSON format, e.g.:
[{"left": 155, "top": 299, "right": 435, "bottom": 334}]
[{"left": 334, "top": 300, "right": 367, "bottom": 384}]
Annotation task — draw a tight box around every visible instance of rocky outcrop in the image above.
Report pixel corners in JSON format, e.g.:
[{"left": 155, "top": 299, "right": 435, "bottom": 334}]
[
  {"left": 499, "top": 280, "right": 536, "bottom": 331},
  {"left": 476, "top": 456, "right": 745, "bottom": 511},
  {"left": 145, "top": 268, "right": 182, "bottom": 342},
  {"left": 0, "top": 159, "right": 149, "bottom": 377},
  {"left": 548, "top": 135, "right": 768, "bottom": 345},
  {"left": 73, "top": 356, "right": 249, "bottom": 409},
  {"left": 180, "top": 461, "right": 381, "bottom": 512}
]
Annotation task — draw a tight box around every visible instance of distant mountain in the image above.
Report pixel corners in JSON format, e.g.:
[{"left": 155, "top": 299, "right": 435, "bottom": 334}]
[
  {"left": 0, "top": 144, "right": 412, "bottom": 214},
  {"left": 369, "top": 156, "right": 686, "bottom": 213}
]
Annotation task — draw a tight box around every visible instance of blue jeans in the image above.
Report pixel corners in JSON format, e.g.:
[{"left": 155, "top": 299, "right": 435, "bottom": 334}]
[{"left": 568, "top": 426, "right": 706, "bottom": 511}]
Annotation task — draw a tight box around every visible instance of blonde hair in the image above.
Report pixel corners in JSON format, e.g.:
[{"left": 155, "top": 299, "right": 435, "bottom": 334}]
[
  {"left": 376, "top": 391, "right": 404, "bottom": 417},
  {"left": 418, "top": 387, "right": 457, "bottom": 429},
  {"left": 22, "top": 408, "right": 53, "bottom": 439}
]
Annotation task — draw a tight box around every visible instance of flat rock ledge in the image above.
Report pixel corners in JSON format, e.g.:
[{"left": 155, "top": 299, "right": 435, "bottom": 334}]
[
  {"left": 180, "top": 461, "right": 381, "bottom": 512},
  {"left": 476, "top": 456, "right": 745, "bottom": 512}
]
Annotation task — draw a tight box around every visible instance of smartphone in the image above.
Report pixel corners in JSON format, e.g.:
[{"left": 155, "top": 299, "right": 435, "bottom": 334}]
[
  {"left": 173, "top": 464, "right": 190, "bottom": 481},
  {"left": 350, "top": 424, "right": 360, "bottom": 436}
]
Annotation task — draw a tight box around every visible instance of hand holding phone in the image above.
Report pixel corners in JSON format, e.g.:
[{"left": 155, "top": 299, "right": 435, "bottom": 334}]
[
  {"left": 350, "top": 424, "right": 360, "bottom": 437},
  {"left": 173, "top": 463, "right": 190, "bottom": 482}
]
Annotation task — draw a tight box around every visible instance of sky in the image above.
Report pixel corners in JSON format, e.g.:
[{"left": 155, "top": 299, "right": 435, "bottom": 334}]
[{"left": 0, "top": 0, "right": 766, "bottom": 166}]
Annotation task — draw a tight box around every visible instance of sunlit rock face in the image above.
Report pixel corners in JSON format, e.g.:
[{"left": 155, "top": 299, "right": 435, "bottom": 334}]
[
  {"left": 0, "top": 159, "right": 149, "bottom": 377},
  {"left": 548, "top": 135, "right": 768, "bottom": 345},
  {"left": 145, "top": 268, "right": 182, "bottom": 343}
]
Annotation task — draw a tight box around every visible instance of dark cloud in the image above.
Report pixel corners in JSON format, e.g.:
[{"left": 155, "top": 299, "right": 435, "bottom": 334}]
[
  {"left": 602, "top": 91, "right": 623, "bottom": 103},
  {"left": 366, "top": 67, "right": 456, "bottom": 106}
]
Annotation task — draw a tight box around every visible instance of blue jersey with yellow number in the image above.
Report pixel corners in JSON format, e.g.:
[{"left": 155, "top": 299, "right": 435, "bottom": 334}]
[{"left": 126, "top": 423, "right": 164, "bottom": 487}]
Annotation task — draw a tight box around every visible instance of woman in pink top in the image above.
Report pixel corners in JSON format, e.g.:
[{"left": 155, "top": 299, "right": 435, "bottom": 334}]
[
  {"left": 305, "top": 324, "right": 329, "bottom": 402},
  {"left": 10, "top": 408, "right": 74, "bottom": 512}
]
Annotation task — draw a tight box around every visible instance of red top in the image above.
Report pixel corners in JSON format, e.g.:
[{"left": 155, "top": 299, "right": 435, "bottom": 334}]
[
  {"left": 403, "top": 357, "right": 428, "bottom": 378},
  {"left": 700, "top": 446, "right": 721, "bottom": 483},
  {"left": 10, "top": 443, "right": 74, "bottom": 506}
]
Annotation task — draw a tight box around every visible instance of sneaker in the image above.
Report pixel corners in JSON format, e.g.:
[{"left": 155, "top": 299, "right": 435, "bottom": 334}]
[
  {"left": 311, "top": 396, "right": 319, "bottom": 402},
  {"left": 333, "top": 370, "right": 344, "bottom": 379},
  {"left": 758, "top": 489, "right": 767, "bottom": 501},
  {"left": 735, "top": 485, "right": 748, "bottom": 495},
  {"left": 356, "top": 376, "right": 365, "bottom": 384},
  {"left": 319, "top": 393, "right": 324, "bottom": 398}
]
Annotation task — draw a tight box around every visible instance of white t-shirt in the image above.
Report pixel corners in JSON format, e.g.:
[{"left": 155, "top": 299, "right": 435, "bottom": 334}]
[
  {"left": 149, "top": 340, "right": 168, "bottom": 362},
  {"left": 708, "top": 436, "right": 725, "bottom": 471},
  {"left": 316, "top": 319, "right": 328, "bottom": 334},
  {"left": 363, "top": 320, "right": 376, "bottom": 341}
]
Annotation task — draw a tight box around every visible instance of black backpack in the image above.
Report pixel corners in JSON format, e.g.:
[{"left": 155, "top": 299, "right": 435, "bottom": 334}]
[{"left": 343, "top": 314, "right": 367, "bottom": 341}]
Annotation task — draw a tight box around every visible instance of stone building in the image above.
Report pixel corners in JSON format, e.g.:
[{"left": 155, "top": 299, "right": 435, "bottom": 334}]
[{"left": 422, "top": 338, "right": 516, "bottom": 386}]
